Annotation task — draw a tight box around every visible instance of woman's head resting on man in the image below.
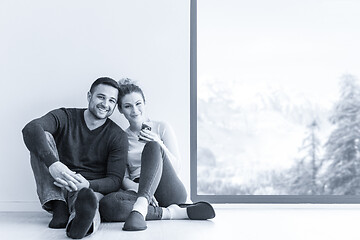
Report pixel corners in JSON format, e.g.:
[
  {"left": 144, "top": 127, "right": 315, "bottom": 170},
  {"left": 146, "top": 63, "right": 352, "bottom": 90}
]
[{"left": 118, "top": 78, "right": 147, "bottom": 125}]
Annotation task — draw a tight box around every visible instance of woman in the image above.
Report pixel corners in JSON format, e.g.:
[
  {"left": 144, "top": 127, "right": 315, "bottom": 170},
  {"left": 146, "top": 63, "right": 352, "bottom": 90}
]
[{"left": 99, "top": 79, "right": 215, "bottom": 231}]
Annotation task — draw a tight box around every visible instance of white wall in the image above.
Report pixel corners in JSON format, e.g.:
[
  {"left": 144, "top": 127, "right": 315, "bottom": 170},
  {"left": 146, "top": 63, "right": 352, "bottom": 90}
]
[{"left": 0, "top": 0, "right": 190, "bottom": 211}]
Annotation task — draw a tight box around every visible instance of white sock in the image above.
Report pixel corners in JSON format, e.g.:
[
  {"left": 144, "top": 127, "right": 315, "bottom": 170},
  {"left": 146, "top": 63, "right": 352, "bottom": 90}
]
[
  {"left": 161, "top": 207, "right": 171, "bottom": 220},
  {"left": 164, "top": 204, "right": 188, "bottom": 220},
  {"left": 132, "top": 197, "right": 148, "bottom": 220}
]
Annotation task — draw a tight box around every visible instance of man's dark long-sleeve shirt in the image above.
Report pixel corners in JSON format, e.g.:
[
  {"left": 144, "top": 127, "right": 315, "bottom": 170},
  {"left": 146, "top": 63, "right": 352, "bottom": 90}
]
[{"left": 22, "top": 108, "right": 128, "bottom": 194}]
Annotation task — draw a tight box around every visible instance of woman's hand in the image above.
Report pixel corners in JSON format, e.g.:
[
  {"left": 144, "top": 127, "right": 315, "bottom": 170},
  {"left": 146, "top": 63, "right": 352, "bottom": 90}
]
[
  {"left": 122, "top": 177, "right": 139, "bottom": 193},
  {"left": 150, "top": 196, "right": 159, "bottom": 207},
  {"left": 138, "top": 129, "right": 162, "bottom": 144}
]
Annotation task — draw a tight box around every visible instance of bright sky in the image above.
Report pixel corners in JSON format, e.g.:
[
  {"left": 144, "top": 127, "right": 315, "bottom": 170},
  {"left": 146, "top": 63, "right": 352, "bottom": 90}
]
[
  {"left": 198, "top": 0, "right": 360, "bottom": 109},
  {"left": 197, "top": 0, "right": 360, "bottom": 186}
]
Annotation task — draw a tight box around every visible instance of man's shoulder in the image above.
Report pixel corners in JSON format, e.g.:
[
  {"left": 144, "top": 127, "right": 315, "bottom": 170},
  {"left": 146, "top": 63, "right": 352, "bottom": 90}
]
[
  {"left": 49, "top": 107, "right": 84, "bottom": 116},
  {"left": 107, "top": 119, "right": 127, "bottom": 135}
]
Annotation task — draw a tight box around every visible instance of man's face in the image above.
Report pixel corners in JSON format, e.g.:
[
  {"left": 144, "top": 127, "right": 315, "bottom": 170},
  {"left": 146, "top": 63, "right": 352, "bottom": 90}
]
[{"left": 87, "top": 84, "right": 118, "bottom": 120}]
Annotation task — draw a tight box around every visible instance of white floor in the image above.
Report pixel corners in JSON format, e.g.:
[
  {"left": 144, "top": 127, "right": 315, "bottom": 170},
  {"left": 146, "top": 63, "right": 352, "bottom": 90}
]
[{"left": 1, "top": 205, "right": 360, "bottom": 240}]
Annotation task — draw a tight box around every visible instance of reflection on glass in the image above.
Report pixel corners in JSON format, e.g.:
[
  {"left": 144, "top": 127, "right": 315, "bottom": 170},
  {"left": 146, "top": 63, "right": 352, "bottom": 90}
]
[{"left": 197, "top": 0, "right": 360, "bottom": 195}]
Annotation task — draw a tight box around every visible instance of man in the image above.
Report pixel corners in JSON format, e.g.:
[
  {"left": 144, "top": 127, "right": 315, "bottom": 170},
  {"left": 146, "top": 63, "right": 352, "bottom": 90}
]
[{"left": 22, "top": 77, "right": 128, "bottom": 239}]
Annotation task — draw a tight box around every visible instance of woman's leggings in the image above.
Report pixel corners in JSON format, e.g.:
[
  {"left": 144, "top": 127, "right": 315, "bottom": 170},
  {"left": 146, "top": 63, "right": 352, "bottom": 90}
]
[{"left": 99, "top": 141, "right": 187, "bottom": 221}]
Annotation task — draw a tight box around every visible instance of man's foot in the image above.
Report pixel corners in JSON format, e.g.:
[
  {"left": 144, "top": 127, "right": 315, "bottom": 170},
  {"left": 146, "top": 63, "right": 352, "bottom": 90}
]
[
  {"left": 123, "top": 211, "right": 147, "bottom": 231},
  {"left": 48, "top": 200, "right": 69, "bottom": 229},
  {"left": 179, "top": 201, "right": 216, "bottom": 220},
  {"left": 66, "top": 188, "right": 97, "bottom": 239}
]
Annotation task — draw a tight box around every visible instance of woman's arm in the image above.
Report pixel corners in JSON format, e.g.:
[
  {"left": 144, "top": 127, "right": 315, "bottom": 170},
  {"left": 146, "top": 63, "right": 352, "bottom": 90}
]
[
  {"left": 121, "top": 168, "right": 139, "bottom": 192},
  {"left": 138, "top": 121, "right": 182, "bottom": 173},
  {"left": 158, "top": 122, "right": 181, "bottom": 173}
]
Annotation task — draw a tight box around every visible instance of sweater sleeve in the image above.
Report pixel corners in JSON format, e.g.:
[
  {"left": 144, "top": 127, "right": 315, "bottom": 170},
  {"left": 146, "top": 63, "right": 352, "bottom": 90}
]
[
  {"left": 159, "top": 122, "right": 182, "bottom": 173},
  {"left": 22, "top": 109, "right": 65, "bottom": 167},
  {"left": 89, "top": 131, "right": 128, "bottom": 194}
]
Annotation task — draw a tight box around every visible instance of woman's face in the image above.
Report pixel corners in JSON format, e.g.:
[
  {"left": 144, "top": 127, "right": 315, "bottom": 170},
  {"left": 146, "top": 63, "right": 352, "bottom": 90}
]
[{"left": 119, "top": 92, "right": 146, "bottom": 125}]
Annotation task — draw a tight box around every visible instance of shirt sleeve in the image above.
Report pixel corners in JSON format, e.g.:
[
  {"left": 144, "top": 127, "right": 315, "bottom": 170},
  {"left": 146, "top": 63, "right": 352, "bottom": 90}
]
[
  {"left": 159, "top": 122, "right": 182, "bottom": 173},
  {"left": 89, "top": 131, "right": 128, "bottom": 194},
  {"left": 22, "top": 109, "right": 66, "bottom": 167}
]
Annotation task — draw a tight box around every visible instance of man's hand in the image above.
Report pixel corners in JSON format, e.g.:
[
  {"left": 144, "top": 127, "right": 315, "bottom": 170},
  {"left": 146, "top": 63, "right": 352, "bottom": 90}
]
[
  {"left": 54, "top": 172, "right": 89, "bottom": 192},
  {"left": 49, "top": 161, "right": 77, "bottom": 191},
  {"left": 49, "top": 162, "right": 89, "bottom": 192}
]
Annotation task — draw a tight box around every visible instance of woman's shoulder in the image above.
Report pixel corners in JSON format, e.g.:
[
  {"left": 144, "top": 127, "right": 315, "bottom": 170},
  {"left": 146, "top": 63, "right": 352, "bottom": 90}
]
[
  {"left": 151, "top": 121, "right": 174, "bottom": 138},
  {"left": 151, "top": 120, "right": 171, "bottom": 131}
]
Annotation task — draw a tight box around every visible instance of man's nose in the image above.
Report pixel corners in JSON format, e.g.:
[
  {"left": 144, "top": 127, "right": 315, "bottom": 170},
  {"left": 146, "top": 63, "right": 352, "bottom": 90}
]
[{"left": 102, "top": 99, "right": 110, "bottom": 108}]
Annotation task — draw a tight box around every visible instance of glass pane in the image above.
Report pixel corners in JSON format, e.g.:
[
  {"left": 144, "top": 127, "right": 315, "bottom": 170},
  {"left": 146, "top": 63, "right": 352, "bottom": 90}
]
[{"left": 197, "top": 0, "right": 360, "bottom": 195}]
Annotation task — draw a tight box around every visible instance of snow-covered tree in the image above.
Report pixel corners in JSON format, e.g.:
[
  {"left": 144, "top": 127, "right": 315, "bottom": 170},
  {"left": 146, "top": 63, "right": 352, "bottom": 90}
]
[
  {"left": 322, "top": 74, "right": 360, "bottom": 194},
  {"left": 275, "top": 120, "right": 323, "bottom": 195}
]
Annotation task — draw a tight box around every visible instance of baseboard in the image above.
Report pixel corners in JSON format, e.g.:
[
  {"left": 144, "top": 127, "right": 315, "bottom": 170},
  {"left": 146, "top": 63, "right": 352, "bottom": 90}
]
[{"left": 0, "top": 201, "right": 42, "bottom": 212}]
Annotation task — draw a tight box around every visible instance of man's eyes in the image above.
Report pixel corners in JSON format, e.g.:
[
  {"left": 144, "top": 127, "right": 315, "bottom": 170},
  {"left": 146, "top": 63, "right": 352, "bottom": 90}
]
[{"left": 97, "top": 96, "right": 117, "bottom": 104}]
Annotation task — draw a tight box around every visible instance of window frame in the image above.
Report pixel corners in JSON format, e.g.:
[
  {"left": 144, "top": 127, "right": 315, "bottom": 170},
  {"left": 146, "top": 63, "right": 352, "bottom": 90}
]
[{"left": 190, "top": 0, "right": 360, "bottom": 204}]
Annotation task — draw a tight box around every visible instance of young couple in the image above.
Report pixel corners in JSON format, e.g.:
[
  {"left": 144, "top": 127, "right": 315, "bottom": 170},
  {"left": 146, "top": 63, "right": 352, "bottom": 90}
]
[{"left": 22, "top": 77, "right": 215, "bottom": 239}]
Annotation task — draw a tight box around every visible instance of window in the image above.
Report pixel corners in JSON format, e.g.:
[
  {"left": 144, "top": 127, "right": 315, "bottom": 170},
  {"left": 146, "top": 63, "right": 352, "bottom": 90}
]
[{"left": 191, "top": 0, "right": 360, "bottom": 203}]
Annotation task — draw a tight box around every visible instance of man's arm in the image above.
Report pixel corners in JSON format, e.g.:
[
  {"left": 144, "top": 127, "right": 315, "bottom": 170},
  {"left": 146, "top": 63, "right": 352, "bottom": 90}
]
[
  {"left": 89, "top": 132, "right": 128, "bottom": 195},
  {"left": 22, "top": 110, "right": 62, "bottom": 167},
  {"left": 22, "top": 109, "right": 77, "bottom": 190}
]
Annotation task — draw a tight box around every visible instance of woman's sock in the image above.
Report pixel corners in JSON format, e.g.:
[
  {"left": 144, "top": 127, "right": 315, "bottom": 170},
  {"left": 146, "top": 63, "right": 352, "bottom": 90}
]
[
  {"left": 162, "top": 204, "right": 188, "bottom": 220},
  {"left": 162, "top": 203, "right": 216, "bottom": 220},
  {"left": 49, "top": 200, "right": 69, "bottom": 229},
  {"left": 123, "top": 197, "right": 149, "bottom": 231},
  {"left": 132, "top": 197, "right": 148, "bottom": 219}
]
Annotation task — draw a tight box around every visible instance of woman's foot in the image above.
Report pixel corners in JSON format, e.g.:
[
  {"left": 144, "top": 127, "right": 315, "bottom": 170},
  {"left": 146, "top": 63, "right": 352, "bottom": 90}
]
[
  {"left": 123, "top": 211, "right": 147, "bottom": 231},
  {"left": 178, "top": 201, "right": 216, "bottom": 220},
  {"left": 164, "top": 201, "right": 215, "bottom": 220}
]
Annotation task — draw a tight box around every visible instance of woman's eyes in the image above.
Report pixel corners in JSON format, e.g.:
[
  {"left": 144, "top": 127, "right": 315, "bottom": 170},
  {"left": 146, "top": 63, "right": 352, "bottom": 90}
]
[{"left": 124, "top": 102, "right": 142, "bottom": 108}]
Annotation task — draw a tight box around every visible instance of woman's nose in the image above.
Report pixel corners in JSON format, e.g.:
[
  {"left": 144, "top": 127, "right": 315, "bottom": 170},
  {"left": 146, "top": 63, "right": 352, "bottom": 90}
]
[{"left": 132, "top": 106, "right": 139, "bottom": 114}]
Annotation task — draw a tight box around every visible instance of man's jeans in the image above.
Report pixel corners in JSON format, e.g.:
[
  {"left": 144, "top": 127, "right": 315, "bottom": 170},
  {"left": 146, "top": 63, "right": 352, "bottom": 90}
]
[{"left": 29, "top": 132, "right": 102, "bottom": 236}]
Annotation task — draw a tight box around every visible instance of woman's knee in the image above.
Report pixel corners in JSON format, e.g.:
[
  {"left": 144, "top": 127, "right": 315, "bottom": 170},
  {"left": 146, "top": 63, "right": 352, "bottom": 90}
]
[
  {"left": 143, "top": 141, "right": 161, "bottom": 153},
  {"left": 99, "top": 192, "right": 133, "bottom": 222},
  {"left": 172, "top": 186, "right": 187, "bottom": 205},
  {"left": 142, "top": 141, "right": 162, "bottom": 164},
  {"left": 157, "top": 186, "right": 187, "bottom": 207}
]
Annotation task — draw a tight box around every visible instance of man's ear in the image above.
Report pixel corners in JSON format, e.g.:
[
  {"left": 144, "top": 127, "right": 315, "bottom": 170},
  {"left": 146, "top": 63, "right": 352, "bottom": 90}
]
[{"left": 87, "top": 91, "right": 92, "bottom": 102}]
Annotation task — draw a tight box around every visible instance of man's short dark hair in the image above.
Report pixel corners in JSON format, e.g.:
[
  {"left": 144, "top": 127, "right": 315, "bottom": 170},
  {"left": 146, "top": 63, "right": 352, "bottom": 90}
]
[{"left": 90, "top": 77, "right": 119, "bottom": 93}]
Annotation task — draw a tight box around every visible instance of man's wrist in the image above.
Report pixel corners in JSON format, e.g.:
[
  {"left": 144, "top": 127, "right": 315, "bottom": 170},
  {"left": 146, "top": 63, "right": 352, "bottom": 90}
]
[
  {"left": 42, "top": 153, "right": 59, "bottom": 168},
  {"left": 85, "top": 180, "right": 90, "bottom": 188}
]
